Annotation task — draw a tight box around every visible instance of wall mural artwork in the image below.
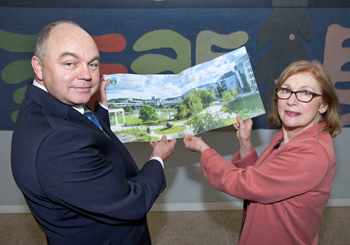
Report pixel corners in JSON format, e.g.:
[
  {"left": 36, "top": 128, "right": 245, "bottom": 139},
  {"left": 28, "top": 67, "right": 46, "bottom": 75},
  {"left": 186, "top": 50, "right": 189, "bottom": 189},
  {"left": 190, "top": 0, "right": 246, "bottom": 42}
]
[
  {"left": 0, "top": 1, "right": 349, "bottom": 130},
  {"left": 256, "top": 8, "right": 313, "bottom": 128}
]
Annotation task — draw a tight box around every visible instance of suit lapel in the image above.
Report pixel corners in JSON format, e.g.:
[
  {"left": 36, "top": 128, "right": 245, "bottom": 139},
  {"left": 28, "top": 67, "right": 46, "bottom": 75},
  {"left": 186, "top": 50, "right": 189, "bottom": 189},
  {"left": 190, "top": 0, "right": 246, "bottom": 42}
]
[
  {"left": 26, "top": 82, "right": 140, "bottom": 173},
  {"left": 68, "top": 106, "right": 140, "bottom": 173}
]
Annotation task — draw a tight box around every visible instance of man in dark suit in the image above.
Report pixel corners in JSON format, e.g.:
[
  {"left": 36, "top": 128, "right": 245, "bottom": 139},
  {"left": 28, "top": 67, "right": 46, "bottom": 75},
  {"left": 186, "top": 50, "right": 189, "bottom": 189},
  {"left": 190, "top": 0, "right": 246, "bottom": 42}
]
[{"left": 11, "top": 20, "right": 176, "bottom": 245}]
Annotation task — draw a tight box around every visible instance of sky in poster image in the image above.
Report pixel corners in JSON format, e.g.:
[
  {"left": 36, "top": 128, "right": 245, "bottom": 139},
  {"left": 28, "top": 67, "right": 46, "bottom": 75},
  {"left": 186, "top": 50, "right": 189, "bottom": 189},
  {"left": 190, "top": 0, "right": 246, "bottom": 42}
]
[{"left": 106, "top": 47, "right": 248, "bottom": 100}]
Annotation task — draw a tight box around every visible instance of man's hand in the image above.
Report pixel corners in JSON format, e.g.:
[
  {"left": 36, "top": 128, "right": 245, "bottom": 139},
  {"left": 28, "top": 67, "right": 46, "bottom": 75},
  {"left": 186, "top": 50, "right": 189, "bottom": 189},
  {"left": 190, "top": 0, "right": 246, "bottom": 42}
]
[
  {"left": 99, "top": 75, "right": 110, "bottom": 107},
  {"left": 150, "top": 135, "right": 176, "bottom": 162},
  {"left": 183, "top": 134, "right": 210, "bottom": 154}
]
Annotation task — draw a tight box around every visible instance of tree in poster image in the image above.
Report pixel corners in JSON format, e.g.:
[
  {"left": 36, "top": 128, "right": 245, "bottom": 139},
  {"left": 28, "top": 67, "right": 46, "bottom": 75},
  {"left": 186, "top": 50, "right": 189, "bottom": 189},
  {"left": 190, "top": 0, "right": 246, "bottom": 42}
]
[
  {"left": 182, "top": 93, "right": 203, "bottom": 118},
  {"left": 222, "top": 90, "right": 233, "bottom": 103},
  {"left": 182, "top": 106, "right": 191, "bottom": 122},
  {"left": 193, "top": 113, "right": 225, "bottom": 134},
  {"left": 124, "top": 105, "right": 134, "bottom": 113},
  {"left": 139, "top": 102, "right": 160, "bottom": 124},
  {"left": 173, "top": 104, "right": 184, "bottom": 120},
  {"left": 195, "top": 89, "right": 216, "bottom": 108},
  {"left": 160, "top": 107, "right": 169, "bottom": 124}
]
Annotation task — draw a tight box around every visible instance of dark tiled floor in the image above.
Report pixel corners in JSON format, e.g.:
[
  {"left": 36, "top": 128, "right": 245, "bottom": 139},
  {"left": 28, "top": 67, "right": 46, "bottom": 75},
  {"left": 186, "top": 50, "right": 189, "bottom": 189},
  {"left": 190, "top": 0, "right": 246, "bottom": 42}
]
[{"left": 1, "top": 207, "right": 349, "bottom": 244}]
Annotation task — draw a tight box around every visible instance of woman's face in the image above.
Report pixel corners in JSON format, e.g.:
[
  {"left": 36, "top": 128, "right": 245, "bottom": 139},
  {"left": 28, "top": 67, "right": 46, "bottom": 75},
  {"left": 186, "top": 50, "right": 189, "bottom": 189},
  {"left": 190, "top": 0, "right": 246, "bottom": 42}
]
[{"left": 278, "top": 72, "right": 328, "bottom": 134}]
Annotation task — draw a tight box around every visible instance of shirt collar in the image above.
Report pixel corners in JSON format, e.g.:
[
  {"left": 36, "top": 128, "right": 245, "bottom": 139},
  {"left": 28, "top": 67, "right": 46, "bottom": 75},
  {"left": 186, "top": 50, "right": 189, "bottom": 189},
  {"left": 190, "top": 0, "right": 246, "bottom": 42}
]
[{"left": 33, "top": 79, "right": 47, "bottom": 92}]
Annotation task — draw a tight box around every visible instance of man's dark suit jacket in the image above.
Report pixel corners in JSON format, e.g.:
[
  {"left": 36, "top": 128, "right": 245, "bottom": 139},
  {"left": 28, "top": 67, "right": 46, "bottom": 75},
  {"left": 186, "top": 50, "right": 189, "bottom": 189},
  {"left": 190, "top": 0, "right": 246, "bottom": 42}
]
[{"left": 11, "top": 82, "right": 166, "bottom": 245}]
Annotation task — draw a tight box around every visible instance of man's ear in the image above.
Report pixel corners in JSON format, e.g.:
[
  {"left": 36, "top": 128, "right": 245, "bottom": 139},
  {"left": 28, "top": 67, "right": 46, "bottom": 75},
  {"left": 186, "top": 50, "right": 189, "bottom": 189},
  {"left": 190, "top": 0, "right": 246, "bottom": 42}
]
[{"left": 31, "top": 56, "right": 43, "bottom": 81}]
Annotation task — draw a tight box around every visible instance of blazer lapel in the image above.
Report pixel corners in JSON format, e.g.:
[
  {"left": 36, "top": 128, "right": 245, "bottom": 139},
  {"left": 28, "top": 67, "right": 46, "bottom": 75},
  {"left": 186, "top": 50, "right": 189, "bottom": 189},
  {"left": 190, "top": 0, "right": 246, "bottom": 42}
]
[
  {"left": 26, "top": 81, "right": 140, "bottom": 173},
  {"left": 68, "top": 107, "right": 140, "bottom": 172}
]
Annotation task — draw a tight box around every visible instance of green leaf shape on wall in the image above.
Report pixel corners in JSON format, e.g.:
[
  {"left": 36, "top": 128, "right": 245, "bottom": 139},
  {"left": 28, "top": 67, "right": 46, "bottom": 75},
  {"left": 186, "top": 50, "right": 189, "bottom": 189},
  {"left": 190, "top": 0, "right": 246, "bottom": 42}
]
[
  {"left": 1, "top": 60, "right": 34, "bottom": 84},
  {"left": 11, "top": 110, "right": 19, "bottom": 123},
  {"left": 196, "top": 30, "right": 249, "bottom": 65},
  {"left": 132, "top": 30, "right": 191, "bottom": 74},
  {"left": 13, "top": 86, "right": 27, "bottom": 104},
  {"left": 0, "top": 30, "right": 37, "bottom": 52}
]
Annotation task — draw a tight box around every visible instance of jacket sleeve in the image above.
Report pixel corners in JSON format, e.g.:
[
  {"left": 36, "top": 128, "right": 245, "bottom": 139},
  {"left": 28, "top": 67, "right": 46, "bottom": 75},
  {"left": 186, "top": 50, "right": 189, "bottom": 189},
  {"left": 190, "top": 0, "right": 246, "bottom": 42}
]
[
  {"left": 199, "top": 141, "right": 330, "bottom": 204},
  {"left": 36, "top": 126, "right": 165, "bottom": 224},
  {"left": 230, "top": 148, "right": 259, "bottom": 169}
]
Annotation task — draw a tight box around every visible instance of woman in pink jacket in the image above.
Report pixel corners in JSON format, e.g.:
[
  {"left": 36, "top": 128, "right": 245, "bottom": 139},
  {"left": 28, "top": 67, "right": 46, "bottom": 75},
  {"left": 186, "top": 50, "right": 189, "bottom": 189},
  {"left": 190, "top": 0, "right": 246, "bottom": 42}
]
[{"left": 184, "top": 60, "right": 342, "bottom": 245}]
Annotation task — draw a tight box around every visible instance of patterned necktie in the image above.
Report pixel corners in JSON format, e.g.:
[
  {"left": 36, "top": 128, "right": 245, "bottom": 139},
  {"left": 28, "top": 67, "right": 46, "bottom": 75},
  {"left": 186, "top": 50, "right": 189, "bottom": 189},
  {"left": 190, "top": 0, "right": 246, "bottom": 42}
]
[{"left": 83, "top": 106, "right": 102, "bottom": 130}]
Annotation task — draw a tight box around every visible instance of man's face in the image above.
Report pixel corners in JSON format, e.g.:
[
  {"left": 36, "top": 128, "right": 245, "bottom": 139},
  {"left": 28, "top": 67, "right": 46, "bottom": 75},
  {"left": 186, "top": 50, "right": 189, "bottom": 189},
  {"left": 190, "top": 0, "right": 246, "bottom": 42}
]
[{"left": 33, "top": 23, "right": 100, "bottom": 107}]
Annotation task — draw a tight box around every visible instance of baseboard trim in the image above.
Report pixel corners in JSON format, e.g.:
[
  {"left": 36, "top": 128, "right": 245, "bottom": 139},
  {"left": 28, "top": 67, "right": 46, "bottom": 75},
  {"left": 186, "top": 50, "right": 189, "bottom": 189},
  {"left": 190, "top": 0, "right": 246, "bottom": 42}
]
[
  {"left": 1, "top": 199, "right": 349, "bottom": 213},
  {"left": 0, "top": 205, "right": 30, "bottom": 213},
  {"left": 150, "top": 201, "right": 244, "bottom": 212},
  {"left": 150, "top": 198, "right": 350, "bottom": 212},
  {"left": 325, "top": 198, "right": 350, "bottom": 207}
]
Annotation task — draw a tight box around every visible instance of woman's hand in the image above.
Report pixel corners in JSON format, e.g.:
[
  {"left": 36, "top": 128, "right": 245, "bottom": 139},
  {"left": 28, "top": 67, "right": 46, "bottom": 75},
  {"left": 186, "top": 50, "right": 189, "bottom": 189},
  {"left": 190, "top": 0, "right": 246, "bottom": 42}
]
[
  {"left": 233, "top": 116, "right": 254, "bottom": 158},
  {"left": 98, "top": 75, "right": 110, "bottom": 107},
  {"left": 183, "top": 134, "right": 210, "bottom": 154}
]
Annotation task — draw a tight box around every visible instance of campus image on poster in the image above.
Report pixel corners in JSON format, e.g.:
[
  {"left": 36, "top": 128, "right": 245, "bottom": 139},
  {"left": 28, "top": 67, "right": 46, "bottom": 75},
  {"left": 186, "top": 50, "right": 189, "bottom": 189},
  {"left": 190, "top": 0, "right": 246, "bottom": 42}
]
[{"left": 105, "top": 46, "right": 265, "bottom": 143}]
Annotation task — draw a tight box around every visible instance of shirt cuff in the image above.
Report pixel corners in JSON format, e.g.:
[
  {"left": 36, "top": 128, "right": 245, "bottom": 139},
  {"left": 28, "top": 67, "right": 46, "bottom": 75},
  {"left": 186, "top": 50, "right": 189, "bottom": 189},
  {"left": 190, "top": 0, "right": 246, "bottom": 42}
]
[{"left": 150, "top": 156, "right": 164, "bottom": 169}]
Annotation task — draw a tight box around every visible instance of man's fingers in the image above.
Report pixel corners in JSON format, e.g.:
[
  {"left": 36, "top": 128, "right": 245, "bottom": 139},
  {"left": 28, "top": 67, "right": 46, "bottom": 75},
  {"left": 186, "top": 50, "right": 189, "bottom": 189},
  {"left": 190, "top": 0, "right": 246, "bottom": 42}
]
[{"left": 160, "top": 135, "right": 168, "bottom": 143}]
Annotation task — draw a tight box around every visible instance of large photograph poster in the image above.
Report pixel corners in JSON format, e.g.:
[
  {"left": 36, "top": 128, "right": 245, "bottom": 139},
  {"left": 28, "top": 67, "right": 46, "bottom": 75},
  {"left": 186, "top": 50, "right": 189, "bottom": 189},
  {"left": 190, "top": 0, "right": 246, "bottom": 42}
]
[{"left": 105, "top": 47, "right": 265, "bottom": 143}]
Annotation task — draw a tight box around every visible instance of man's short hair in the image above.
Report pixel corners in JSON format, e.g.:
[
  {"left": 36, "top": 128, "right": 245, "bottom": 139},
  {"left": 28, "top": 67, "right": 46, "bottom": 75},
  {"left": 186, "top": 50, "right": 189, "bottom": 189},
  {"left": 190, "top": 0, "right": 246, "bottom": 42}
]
[{"left": 34, "top": 20, "right": 80, "bottom": 61}]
